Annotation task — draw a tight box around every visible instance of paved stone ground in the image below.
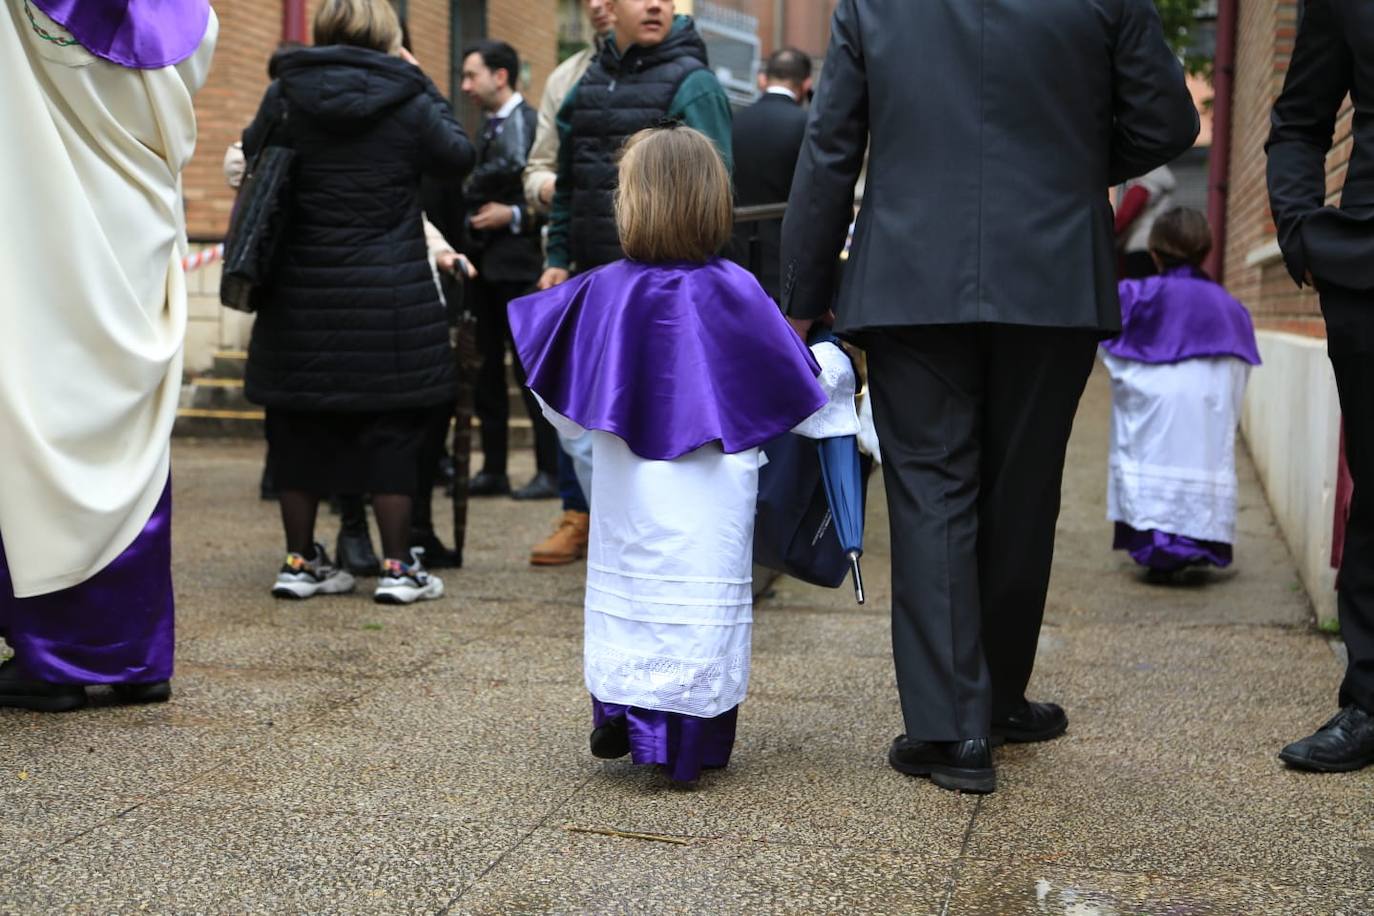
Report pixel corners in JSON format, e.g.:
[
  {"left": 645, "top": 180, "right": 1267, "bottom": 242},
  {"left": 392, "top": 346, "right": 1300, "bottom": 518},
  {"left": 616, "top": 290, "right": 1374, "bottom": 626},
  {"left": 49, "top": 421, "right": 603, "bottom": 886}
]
[{"left": 2, "top": 369, "right": 1373, "bottom": 915}]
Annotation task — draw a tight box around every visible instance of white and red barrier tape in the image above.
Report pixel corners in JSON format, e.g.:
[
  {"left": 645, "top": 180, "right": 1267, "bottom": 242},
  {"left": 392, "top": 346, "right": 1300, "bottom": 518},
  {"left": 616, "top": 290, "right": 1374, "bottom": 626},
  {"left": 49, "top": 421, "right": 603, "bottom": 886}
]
[{"left": 181, "top": 243, "right": 224, "bottom": 273}]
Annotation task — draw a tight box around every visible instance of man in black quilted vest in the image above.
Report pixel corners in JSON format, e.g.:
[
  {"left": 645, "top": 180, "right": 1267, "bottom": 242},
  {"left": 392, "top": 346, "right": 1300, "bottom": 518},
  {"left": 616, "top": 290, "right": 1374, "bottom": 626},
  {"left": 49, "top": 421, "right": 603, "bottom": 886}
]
[{"left": 524, "top": 0, "right": 733, "bottom": 568}]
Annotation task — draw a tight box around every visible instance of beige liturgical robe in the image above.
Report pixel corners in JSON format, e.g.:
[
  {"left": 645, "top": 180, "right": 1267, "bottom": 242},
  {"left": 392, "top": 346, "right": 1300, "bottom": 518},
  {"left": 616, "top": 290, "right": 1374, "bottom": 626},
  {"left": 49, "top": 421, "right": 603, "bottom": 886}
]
[{"left": 0, "top": 1, "right": 217, "bottom": 597}]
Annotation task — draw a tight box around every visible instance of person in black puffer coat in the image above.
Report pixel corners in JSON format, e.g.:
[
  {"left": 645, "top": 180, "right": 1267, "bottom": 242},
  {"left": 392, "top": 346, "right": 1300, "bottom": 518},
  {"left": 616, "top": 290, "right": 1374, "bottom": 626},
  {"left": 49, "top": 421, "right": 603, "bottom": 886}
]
[{"left": 242, "top": 0, "right": 475, "bottom": 606}]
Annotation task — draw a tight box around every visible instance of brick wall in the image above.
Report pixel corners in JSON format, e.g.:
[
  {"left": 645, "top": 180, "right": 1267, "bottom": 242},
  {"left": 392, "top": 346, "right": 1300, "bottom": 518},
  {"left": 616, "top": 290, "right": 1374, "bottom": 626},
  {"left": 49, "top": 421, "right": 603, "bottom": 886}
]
[
  {"left": 1223, "top": 0, "right": 1352, "bottom": 336},
  {"left": 186, "top": 0, "right": 558, "bottom": 241}
]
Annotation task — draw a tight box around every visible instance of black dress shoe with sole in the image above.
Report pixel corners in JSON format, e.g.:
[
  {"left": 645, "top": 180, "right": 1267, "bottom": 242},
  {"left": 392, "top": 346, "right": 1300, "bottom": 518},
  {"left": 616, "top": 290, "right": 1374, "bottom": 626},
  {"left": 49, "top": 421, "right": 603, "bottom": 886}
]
[
  {"left": 469, "top": 471, "right": 511, "bottom": 497},
  {"left": 888, "top": 735, "right": 996, "bottom": 793},
  {"left": 337, "top": 529, "right": 380, "bottom": 576},
  {"left": 590, "top": 716, "right": 631, "bottom": 759},
  {"left": 511, "top": 471, "right": 559, "bottom": 501},
  {"left": 991, "top": 700, "right": 1068, "bottom": 746},
  {"left": 0, "top": 659, "right": 86, "bottom": 712},
  {"left": 1279, "top": 705, "right": 1374, "bottom": 773},
  {"left": 111, "top": 681, "right": 172, "bottom": 704}
]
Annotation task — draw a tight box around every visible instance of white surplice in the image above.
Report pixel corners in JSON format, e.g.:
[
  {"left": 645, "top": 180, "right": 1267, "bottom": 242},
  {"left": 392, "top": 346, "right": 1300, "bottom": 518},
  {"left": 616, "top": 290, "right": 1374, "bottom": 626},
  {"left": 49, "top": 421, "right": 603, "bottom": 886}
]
[
  {"left": 1102, "top": 352, "right": 1251, "bottom": 544},
  {"left": 0, "top": 2, "right": 216, "bottom": 596}
]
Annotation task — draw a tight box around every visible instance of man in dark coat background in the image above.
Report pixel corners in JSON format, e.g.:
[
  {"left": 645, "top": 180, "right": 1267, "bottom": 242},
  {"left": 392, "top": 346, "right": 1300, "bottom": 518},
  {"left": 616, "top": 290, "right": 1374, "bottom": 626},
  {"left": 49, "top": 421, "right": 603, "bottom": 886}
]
[
  {"left": 729, "top": 47, "right": 812, "bottom": 300},
  {"left": 1267, "top": 0, "right": 1374, "bottom": 774},
  {"left": 459, "top": 40, "right": 562, "bottom": 503},
  {"left": 782, "top": 0, "right": 1198, "bottom": 794}
]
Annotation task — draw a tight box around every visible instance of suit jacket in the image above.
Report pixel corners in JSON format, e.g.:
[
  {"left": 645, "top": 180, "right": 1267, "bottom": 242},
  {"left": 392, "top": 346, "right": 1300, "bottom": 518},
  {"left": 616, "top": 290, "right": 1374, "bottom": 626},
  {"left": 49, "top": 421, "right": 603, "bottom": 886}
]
[
  {"left": 1267, "top": 0, "right": 1374, "bottom": 293},
  {"left": 465, "top": 99, "right": 543, "bottom": 284},
  {"left": 729, "top": 91, "right": 809, "bottom": 299},
  {"left": 781, "top": 0, "right": 1198, "bottom": 334}
]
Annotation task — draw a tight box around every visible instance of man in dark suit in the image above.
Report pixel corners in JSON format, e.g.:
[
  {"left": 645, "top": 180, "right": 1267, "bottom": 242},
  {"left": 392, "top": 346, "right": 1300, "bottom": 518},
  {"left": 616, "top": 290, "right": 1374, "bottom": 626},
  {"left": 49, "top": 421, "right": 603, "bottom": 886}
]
[
  {"left": 782, "top": 0, "right": 1198, "bottom": 794},
  {"left": 729, "top": 48, "right": 812, "bottom": 299},
  {"left": 1267, "top": 0, "right": 1374, "bottom": 774},
  {"left": 459, "top": 40, "right": 561, "bottom": 502}
]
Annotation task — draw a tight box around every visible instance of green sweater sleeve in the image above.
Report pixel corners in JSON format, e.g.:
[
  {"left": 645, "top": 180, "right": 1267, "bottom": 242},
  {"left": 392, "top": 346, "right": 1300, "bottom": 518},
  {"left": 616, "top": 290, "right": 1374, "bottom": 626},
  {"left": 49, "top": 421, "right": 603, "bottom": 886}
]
[
  {"left": 545, "top": 90, "right": 578, "bottom": 270},
  {"left": 669, "top": 70, "right": 734, "bottom": 174}
]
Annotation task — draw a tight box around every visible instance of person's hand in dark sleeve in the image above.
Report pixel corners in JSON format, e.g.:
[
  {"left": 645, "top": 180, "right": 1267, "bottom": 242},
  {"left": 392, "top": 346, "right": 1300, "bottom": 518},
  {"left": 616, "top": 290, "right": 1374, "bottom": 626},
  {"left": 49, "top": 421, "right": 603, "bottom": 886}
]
[
  {"left": 1107, "top": 0, "right": 1200, "bottom": 187},
  {"left": 1265, "top": 0, "right": 1353, "bottom": 287}
]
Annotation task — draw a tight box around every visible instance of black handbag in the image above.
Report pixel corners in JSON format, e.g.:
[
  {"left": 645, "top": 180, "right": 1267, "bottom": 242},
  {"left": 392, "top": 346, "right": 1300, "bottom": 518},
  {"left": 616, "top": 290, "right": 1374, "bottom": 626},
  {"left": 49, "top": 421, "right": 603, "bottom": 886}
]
[{"left": 220, "top": 103, "right": 294, "bottom": 313}]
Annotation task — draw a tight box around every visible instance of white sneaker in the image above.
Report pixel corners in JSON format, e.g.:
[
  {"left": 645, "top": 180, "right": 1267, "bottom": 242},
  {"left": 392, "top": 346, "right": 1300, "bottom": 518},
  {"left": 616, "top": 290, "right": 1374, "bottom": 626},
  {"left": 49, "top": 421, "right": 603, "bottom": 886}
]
[
  {"left": 374, "top": 548, "right": 444, "bottom": 605},
  {"left": 271, "top": 543, "right": 356, "bottom": 599}
]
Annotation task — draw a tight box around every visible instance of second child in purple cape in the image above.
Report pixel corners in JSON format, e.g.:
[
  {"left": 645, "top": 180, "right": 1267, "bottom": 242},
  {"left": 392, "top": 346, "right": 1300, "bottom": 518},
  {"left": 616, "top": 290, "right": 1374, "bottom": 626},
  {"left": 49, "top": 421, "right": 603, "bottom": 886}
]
[
  {"left": 508, "top": 127, "right": 826, "bottom": 783},
  {"left": 1103, "top": 208, "right": 1261, "bottom": 576}
]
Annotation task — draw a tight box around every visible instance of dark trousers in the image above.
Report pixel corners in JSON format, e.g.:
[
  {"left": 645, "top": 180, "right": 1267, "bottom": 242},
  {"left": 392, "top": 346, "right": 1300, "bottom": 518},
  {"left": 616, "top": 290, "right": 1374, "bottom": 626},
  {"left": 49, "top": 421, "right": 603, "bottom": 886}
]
[
  {"left": 474, "top": 277, "right": 559, "bottom": 478},
  {"left": 864, "top": 324, "right": 1098, "bottom": 741},
  {"left": 1322, "top": 288, "right": 1374, "bottom": 714}
]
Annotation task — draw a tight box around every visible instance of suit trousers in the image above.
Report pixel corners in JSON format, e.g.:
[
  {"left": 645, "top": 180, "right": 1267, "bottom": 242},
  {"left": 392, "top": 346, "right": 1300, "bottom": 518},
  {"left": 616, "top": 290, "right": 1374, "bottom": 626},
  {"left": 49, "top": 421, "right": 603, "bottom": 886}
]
[
  {"left": 864, "top": 324, "right": 1098, "bottom": 741},
  {"left": 1321, "top": 287, "right": 1374, "bottom": 714},
  {"left": 473, "top": 277, "right": 559, "bottom": 478}
]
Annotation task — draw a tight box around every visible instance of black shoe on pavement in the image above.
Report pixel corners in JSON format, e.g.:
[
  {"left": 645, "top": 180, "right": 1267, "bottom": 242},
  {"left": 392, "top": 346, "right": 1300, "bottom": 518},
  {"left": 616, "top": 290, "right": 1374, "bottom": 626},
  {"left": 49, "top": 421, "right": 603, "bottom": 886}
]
[
  {"left": 1279, "top": 705, "right": 1374, "bottom": 773},
  {"left": 0, "top": 659, "right": 86, "bottom": 712},
  {"left": 512, "top": 471, "right": 559, "bottom": 501},
  {"left": 991, "top": 700, "right": 1068, "bottom": 746},
  {"left": 336, "top": 528, "right": 380, "bottom": 576},
  {"left": 888, "top": 735, "right": 996, "bottom": 794},
  {"left": 409, "top": 529, "right": 460, "bottom": 568},
  {"left": 469, "top": 471, "right": 511, "bottom": 497},
  {"left": 111, "top": 681, "right": 172, "bottom": 704},
  {"left": 590, "top": 716, "right": 631, "bottom": 759}
]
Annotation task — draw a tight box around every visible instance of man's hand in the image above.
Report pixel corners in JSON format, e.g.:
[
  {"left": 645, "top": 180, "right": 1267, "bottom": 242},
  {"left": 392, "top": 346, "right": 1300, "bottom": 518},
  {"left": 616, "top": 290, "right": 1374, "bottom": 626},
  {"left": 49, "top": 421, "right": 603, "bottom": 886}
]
[
  {"left": 437, "top": 250, "right": 477, "bottom": 279},
  {"left": 471, "top": 203, "right": 514, "bottom": 231},
  {"left": 539, "top": 267, "right": 570, "bottom": 290},
  {"left": 788, "top": 316, "right": 815, "bottom": 341},
  {"left": 539, "top": 177, "right": 556, "bottom": 207}
]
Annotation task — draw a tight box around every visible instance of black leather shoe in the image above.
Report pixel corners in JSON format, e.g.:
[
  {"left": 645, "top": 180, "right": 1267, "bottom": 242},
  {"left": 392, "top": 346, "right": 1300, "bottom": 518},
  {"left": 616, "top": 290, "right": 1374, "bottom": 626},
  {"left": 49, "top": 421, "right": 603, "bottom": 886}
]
[
  {"left": 0, "top": 659, "right": 86, "bottom": 712},
  {"left": 409, "top": 530, "right": 460, "bottom": 569},
  {"left": 336, "top": 528, "right": 380, "bottom": 576},
  {"left": 111, "top": 681, "right": 172, "bottom": 704},
  {"left": 469, "top": 471, "right": 511, "bottom": 497},
  {"left": 888, "top": 735, "right": 996, "bottom": 793},
  {"left": 511, "top": 471, "right": 559, "bottom": 501},
  {"left": 1279, "top": 705, "right": 1374, "bottom": 773},
  {"left": 590, "top": 716, "right": 631, "bottom": 759},
  {"left": 991, "top": 700, "right": 1068, "bottom": 746}
]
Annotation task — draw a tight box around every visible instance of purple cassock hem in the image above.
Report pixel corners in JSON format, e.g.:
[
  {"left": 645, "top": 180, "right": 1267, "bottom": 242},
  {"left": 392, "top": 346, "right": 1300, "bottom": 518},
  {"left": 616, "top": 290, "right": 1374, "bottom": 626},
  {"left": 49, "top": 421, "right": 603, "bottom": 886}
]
[
  {"left": 1113, "top": 522, "right": 1233, "bottom": 573},
  {"left": 508, "top": 258, "right": 827, "bottom": 461},
  {"left": 0, "top": 482, "right": 175, "bottom": 684},
  {"left": 28, "top": 0, "right": 211, "bottom": 69},
  {"left": 592, "top": 697, "right": 738, "bottom": 783}
]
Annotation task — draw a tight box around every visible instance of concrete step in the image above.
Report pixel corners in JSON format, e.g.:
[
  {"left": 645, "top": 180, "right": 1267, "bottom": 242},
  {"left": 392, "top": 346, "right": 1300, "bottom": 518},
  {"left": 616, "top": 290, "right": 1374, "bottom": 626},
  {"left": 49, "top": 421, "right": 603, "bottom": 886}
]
[
  {"left": 174, "top": 407, "right": 264, "bottom": 438},
  {"left": 211, "top": 349, "right": 248, "bottom": 379},
  {"left": 187, "top": 377, "right": 253, "bottom": 411}
]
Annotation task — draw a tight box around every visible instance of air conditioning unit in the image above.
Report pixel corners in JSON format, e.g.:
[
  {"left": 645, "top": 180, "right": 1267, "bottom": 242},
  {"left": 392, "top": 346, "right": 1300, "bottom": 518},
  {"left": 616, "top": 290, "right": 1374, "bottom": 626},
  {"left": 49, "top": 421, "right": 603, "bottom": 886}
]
[{"left": 694, "top": 1, "right": 761, "bottom": 109}]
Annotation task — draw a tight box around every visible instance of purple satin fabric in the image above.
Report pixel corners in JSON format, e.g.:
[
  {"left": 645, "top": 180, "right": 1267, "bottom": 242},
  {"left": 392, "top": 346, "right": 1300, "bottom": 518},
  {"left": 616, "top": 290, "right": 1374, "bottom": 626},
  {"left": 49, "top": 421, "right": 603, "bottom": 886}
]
[
  {"left": 1103, "top": 266, "right": 1262, "bottom": 366},
  {"left": 0, "top": 481, "right": 174, "bottom": 684},
  {"left": 508, "top": 258, "right": 827, "bottom": 461},
  {"left": 1113, "top": 522, "right": 1233, "bottom": 572},
  {"left": 593, "top": 697, "right": 738, "bottom": 783},
  {"left": 28, "top": 0, "right": 211, "bottom": 69}
]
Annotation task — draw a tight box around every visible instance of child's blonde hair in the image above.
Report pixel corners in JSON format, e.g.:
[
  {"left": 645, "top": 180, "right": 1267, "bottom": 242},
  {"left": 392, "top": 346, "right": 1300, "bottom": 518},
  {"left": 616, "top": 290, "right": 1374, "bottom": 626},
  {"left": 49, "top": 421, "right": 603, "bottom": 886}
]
[{"left": 615, "top": 126, "right": 733, "bottom": 263}]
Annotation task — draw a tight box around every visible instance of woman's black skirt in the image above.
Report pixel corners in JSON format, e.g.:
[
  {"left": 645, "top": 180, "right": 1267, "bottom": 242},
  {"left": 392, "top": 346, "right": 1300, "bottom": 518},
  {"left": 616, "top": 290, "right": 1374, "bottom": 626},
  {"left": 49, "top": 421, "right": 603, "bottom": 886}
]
[{"left": 265, "top": 407, "right": 444, "bottom": 495}]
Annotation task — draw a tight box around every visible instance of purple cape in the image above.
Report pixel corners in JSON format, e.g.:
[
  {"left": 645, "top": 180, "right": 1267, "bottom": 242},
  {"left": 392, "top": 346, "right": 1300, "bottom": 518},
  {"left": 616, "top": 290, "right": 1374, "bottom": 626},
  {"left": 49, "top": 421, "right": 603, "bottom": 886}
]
[
  {"left": 29, "top": 0, "right": 211, "bottom": 69},
  {"left": 1103, "top": 266, "right": 1262, "bottom": 366},
  {"left": 508, "top": 258, "right": 827, "bottom": 461}
]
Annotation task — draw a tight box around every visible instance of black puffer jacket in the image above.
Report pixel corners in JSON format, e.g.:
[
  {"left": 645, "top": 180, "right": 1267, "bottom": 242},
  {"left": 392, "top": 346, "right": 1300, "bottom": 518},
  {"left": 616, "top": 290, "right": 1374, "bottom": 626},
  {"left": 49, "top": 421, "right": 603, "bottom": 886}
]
[{"left": 242, "top": 47, "right": 475, "bottom": 411}]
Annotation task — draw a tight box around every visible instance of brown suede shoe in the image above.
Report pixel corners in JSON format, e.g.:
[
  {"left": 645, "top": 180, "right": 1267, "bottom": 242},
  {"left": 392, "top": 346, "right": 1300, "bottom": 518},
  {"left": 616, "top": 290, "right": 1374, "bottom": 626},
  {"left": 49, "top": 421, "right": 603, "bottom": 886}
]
[{"left": 530, "top": 510, "right": 590, "bottom": 566}]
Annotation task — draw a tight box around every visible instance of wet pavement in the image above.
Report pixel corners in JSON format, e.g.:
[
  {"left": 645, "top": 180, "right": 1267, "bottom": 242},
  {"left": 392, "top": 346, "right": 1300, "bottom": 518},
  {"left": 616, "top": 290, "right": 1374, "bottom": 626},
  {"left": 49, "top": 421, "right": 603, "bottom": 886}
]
[{"left": 2, "top": 368, "right": 1372, "bottom": 914}]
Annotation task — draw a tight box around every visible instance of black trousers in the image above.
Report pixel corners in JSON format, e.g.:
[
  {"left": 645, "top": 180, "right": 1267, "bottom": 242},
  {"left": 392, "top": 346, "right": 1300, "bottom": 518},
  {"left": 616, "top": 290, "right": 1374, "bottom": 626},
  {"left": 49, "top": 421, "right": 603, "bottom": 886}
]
[
  {"left": 473, "top": 277, "right": 559, "bottom": 478},
  {"left": 863, "top": 324, "right": 1098, "bottom": 741},
  {"left": 1321, "top": 288, "right": 1374, "bottom": 715}
]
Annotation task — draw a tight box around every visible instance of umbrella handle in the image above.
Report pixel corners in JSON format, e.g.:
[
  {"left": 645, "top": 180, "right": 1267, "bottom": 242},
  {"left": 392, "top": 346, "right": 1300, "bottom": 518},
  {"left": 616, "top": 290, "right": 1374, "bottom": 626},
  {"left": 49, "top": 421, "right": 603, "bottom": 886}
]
[{"left": 849, "top": 552, "right": 865, "bottom": 605}]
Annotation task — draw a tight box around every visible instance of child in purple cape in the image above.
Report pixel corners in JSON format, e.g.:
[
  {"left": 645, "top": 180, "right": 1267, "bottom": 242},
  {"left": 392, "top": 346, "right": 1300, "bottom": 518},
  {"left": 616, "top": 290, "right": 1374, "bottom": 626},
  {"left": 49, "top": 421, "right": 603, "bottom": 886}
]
[
  {"left": 508, "top": 126, "right": 827, "bottom": 783},
  {"left": 1102, "top": 208, "right": 1262, "bottom": 576}
]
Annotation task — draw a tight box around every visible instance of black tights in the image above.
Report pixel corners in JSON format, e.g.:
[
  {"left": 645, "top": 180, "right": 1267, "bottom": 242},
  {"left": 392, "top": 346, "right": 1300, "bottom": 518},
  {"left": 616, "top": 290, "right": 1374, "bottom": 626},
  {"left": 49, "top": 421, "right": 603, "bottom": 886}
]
[{"left": 280, "top": 491, "right": 414, "bottom": 562}]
